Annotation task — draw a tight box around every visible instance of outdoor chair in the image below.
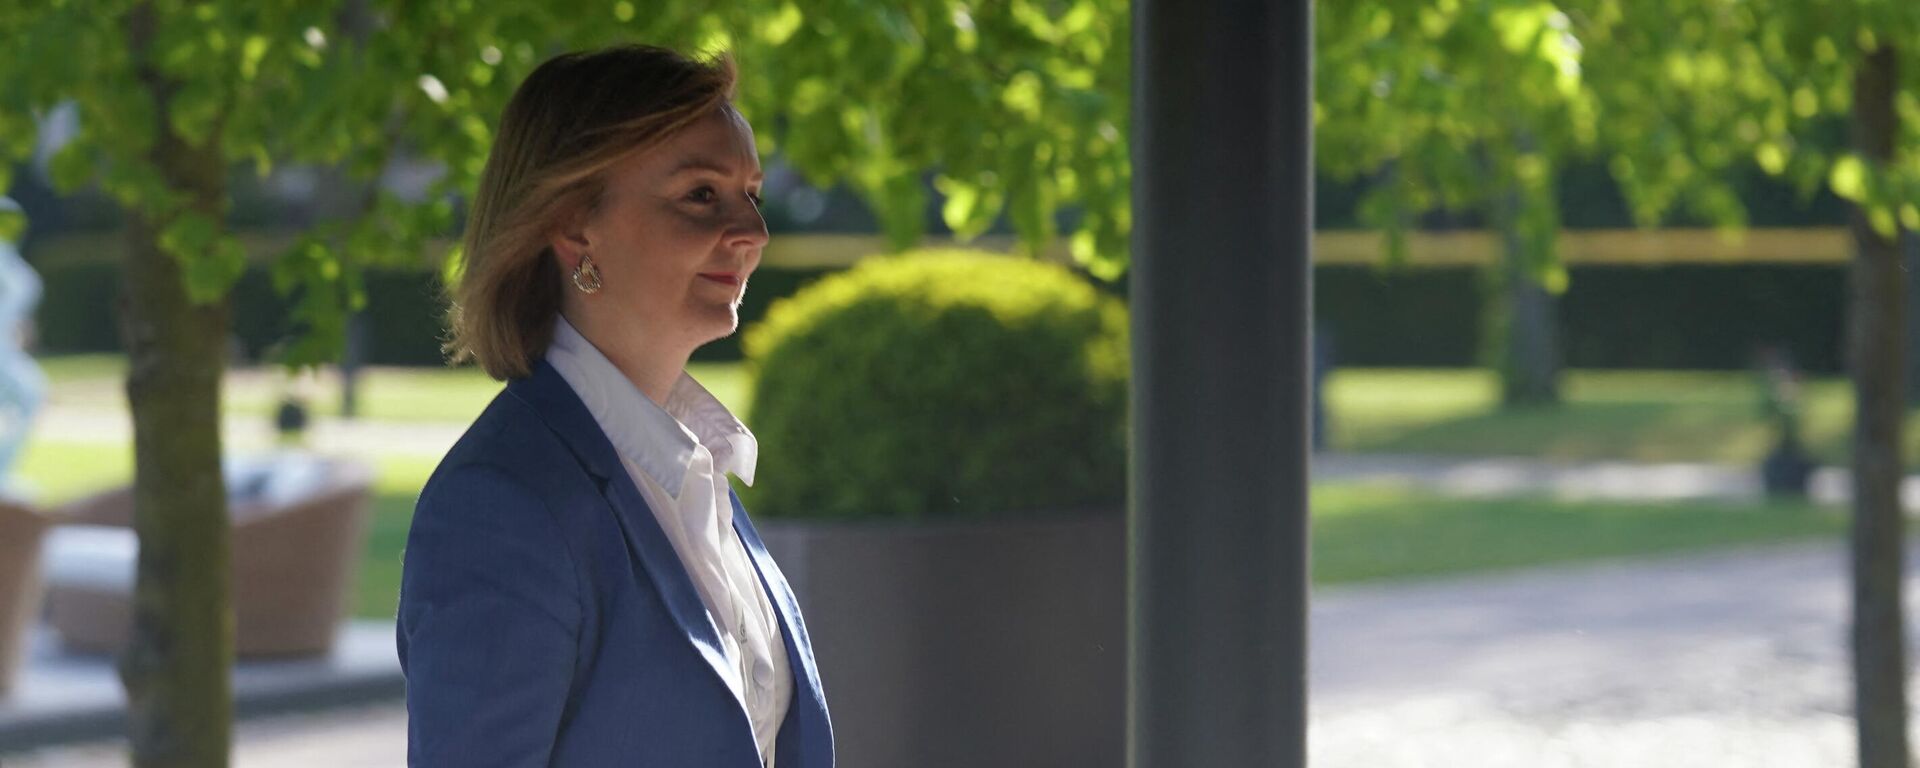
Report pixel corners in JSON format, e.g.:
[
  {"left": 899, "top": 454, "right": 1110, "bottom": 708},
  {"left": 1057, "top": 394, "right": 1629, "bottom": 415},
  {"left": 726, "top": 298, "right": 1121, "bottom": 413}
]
[
  {"left": 40, "top": 453, "right": 375, "bottom": 658},
  {"left": 0, "top": 499, "right": 52, "bottom": 693}
]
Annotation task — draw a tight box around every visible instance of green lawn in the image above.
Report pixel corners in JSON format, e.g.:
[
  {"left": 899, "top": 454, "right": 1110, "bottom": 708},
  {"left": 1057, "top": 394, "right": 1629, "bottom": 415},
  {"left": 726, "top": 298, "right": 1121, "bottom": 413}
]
[
  {"left": 41, "top": 353, "right": 754, "bottom": 424},
  {"left": 44, "top": 355, "right": 1878, "bottom": 466},
  {"left": 1325, "top": 367, "right": 1872, "bottom": 465},
  {"left": 1309, "top": 483, "right": 1842, "bottom": 585}
]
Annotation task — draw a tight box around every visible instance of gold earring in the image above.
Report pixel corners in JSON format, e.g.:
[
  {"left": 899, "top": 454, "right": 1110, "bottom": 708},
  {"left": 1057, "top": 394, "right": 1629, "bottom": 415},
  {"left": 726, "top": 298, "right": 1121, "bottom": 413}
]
[{"left": 572, "top": 253, "right": 603, "bottom": 294}]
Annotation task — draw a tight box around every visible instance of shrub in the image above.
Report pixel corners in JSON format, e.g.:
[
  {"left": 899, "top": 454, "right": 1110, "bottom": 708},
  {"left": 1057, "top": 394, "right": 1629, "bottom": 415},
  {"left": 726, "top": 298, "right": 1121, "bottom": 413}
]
[{"left": 743, "top": 250, "right": 1128, "bottom": 520}]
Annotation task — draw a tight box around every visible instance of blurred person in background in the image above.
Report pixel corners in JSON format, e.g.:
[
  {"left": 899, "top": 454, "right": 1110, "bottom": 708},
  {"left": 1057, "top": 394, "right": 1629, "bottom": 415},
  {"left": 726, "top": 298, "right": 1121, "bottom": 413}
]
[{"left": 397, "top": 44, "right": 832, "bottom": 768}]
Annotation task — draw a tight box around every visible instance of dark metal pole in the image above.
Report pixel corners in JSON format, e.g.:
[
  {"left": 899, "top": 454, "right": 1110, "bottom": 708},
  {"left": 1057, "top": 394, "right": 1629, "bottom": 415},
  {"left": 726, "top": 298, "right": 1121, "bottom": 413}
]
[{"left": 1128, "top": 0, "right": 1313, "bottom": 766}]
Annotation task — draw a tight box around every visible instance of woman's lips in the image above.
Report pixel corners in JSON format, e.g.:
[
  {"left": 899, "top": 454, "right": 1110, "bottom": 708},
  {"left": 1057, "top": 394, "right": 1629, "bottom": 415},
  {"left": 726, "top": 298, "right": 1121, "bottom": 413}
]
[{"left": 698, "top": 273, "right": 742, "bottom": 286}]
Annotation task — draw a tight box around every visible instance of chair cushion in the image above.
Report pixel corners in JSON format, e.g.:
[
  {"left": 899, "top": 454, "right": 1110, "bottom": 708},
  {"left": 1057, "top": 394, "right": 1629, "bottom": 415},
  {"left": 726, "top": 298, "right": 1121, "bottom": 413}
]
[
  {"left": 41, "top": 524, "right": 136, "bottom": 594},
  {"left": 226, "top": 452, "right": 333, "bottom": 509}
]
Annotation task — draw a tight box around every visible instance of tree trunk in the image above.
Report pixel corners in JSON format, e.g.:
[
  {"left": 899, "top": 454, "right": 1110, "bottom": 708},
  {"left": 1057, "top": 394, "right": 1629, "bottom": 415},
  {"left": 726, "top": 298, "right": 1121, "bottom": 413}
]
[
  {"left": 120, "top": 3, "right": 234, "bottom": 766},
  {"left": 1485, "top": 179, "right": 1562, "bottom": 407},
  {"left": 1847, "top": 43, "right": 1908, "bottom": 768},
  {"left": 1903, "top": 231, "right": 1920, "bottom": 405}
]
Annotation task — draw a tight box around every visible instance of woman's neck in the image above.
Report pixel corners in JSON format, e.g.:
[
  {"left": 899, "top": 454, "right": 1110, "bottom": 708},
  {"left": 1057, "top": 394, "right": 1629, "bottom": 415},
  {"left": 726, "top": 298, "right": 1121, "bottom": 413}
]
[{"left": 561, "top": 309, "right": 689, "bottom": 407}]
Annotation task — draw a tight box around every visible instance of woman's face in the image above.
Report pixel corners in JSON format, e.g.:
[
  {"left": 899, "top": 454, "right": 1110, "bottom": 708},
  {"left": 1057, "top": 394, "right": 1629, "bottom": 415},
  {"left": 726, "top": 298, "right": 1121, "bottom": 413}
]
[{"left": 560, "top": 105, "right": 768, "bottom": 352}]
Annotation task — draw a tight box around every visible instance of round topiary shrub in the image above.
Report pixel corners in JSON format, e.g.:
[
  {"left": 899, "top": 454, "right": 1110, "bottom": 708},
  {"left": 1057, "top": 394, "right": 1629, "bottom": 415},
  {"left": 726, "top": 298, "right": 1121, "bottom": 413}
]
[{"left": 744, "top": 249, "right": 1128, "bottom": 520}]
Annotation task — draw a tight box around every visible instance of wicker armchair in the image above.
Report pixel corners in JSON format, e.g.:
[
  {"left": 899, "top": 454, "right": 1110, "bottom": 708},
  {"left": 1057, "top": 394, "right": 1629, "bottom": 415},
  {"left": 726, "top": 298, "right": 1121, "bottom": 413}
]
[
  {"left": 41, "top": 454, "right": 375, "bottom": 657},
  {"left": 0, "top": 500, "right": 51, "bottom": 693}
]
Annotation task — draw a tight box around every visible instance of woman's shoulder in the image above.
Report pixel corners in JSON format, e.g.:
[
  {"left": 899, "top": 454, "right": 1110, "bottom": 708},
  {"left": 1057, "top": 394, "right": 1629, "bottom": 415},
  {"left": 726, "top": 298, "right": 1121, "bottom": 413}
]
[{"left": 419, "top": 387, "right": 580, "bottom": 510}]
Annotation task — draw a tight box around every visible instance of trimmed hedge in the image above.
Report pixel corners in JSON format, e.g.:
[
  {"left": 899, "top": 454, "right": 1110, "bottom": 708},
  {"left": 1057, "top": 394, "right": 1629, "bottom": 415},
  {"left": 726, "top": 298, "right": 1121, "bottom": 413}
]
[
  {"left": 743, "top": 250, "right": 1129, "bottom": 520},
  {"left": 1312, "top": 263, "right": 1846, "bottom": 373}
]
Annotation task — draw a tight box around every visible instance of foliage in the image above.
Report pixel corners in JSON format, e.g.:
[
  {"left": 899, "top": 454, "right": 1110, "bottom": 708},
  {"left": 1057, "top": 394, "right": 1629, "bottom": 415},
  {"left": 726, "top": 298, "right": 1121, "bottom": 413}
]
[
  {"left": 1569, "top": 0, "right": 1920, "bottom": 236},
  {"left": 743, "top": 250, "right": 1127, "bottom": 519},
  {"left": 1316, "top": 0, "right": 1602, "bottom": 290},
  {"left": 0, "top": 1, "right": 1131, "bottom": 367}
]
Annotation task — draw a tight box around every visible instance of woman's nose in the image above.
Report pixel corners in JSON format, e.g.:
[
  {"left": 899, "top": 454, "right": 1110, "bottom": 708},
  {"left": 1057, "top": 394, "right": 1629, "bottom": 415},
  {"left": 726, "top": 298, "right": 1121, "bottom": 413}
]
[{"left": 727, "top": 199, "right": 770, "bottom": 249}]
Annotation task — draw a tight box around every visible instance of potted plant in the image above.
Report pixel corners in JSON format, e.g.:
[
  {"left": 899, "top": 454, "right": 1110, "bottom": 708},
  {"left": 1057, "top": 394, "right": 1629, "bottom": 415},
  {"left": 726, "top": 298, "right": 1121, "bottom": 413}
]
[{"left": 745, "top": 250, "right": 1128, "bottom": 768}]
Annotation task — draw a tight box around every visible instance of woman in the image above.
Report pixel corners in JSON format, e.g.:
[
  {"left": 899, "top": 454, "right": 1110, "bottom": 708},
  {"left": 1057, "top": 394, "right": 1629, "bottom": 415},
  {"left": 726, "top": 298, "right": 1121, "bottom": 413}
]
[{"left": 397, "top": 45, "right": 833, "bottom": 768}]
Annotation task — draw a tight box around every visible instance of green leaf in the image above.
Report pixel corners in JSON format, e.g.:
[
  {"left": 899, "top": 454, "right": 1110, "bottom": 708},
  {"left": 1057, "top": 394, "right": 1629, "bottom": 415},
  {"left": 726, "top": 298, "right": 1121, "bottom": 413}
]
[
  {"left": 1830, "top": 155, "right": 1868, "bottom": 202},
  {"left": 240, "top": 35, "right": 270, "bottom": 81},
  {"left": 47, "top": 142, "right": 93, "bottom": 193},
  {"left": 440, "top": 244, "right": 466, "bottom": 289},
  {"left": 0, "top": 207, "right": 25, "bottom": 245},
  {"left": 181, "top": 235, "right": 246, "bottom": 305},
  {"left": 1001, "top": 71, "right": 1044, "bottom": 120},
  {"left": 1755, "top": 143, "right": 1788, "bottom": 175},
  {"left": 1869, "top": 205, "right": 1898, "bottom": 240},
  {"left": 758, "top": 2, "right": 803, "bottom": 45},
  {"left": 935, "top": 174, "right": 1004, "bottom": 241},
  {"left": 159, "top": 212, "right": 219, "bottom": 262}
]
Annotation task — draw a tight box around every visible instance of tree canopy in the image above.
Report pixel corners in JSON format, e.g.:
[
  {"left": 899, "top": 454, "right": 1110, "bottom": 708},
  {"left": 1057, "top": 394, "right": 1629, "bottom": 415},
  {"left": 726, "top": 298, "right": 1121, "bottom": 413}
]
[
  {"left": 1317, "top": 0, "right": 1600, "bottom": 290},
  {"left": 1573, "top": 0, "right": 1917, "bottom": 234},
  {"left": 0, "top": 0, "right": 1131, "bottom": 362}
]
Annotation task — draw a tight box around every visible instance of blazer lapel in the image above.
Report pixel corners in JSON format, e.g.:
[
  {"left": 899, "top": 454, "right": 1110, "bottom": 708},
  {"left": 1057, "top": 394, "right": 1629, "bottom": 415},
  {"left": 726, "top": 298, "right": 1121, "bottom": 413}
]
[
  {"left": 506, "top": 360, "right": 741, "bottom": 706},
  {"left": 730, "top": 490, "right": 835, "bottom": 767}
]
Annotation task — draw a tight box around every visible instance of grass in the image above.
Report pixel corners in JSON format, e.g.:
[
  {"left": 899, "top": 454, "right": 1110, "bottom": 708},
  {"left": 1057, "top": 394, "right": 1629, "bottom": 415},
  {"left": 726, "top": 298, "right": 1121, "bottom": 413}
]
[
  {"left": 38, "top": 354, "right": 129, "bottom": 382},
  {"left": 42, "top": 355, "right": 1874, "bottom": 466},
  {"left": 41, "top": 353, "right": 754, "bottom": 424},
  {"left": 1309, "top": 483, "right": 1843, "bottom": 585},
  {"left": 45, "top": 354, "right": 1877, "bottom": 466},
  {"left": 16, "top": 439, "right": 135, "bottom": 503},
  {"left": 1326, "top": 367, "right": 1871, "bottom": 465}
]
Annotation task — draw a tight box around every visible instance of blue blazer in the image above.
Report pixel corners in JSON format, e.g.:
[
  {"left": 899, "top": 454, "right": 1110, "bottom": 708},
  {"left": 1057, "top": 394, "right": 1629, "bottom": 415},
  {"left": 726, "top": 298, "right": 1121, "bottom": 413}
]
[{"left": 396, "top": 359, "right": 834, "bottom": 767}]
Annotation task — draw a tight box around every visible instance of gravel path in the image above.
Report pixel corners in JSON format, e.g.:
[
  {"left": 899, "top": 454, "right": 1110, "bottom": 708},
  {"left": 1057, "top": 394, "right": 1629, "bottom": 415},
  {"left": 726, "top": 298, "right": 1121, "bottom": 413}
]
[
  {"left": 1315, "top": 452, "right": 1912, "bottom": 512},
  {"left": 11, "top": 537, "right": 1911, "bottom": 766},
  {"left": 3, "top": 704, "right": 406, "bottom": 767},
  {"left": 1308, "top": 538, "right": 1918, "bottom": 766}
]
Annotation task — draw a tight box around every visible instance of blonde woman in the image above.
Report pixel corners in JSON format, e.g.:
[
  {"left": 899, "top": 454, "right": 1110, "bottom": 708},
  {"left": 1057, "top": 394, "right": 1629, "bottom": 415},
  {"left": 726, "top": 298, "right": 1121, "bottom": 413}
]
[{"left": 397, "top": 45, "right": 832, "bottom": 767}]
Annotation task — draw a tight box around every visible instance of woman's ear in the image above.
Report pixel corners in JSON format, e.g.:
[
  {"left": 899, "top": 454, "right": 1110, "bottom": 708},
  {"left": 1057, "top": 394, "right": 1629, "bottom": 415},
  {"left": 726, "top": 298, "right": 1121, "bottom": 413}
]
[{"left": 548, "top": 209, "right": 593, "bottom": 270}]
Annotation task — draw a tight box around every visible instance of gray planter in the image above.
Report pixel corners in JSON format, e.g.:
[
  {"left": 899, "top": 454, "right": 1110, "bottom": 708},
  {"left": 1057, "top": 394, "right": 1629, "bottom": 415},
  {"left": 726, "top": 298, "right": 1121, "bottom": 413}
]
[{"left": 759, "top": 512, "right": 1124, "bottom": 768}]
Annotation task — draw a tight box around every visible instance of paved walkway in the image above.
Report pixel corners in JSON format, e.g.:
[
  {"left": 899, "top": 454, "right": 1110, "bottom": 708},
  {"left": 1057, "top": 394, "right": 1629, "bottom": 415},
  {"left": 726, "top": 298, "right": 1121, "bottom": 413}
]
[
  {"left": 4, "top": 704, "right": 406, "bottom": 767},
  {"left": 1316, "top": 452, "right": 1904, "bottom": 510},
  {"left": 0, "top": 623, "right": 400, "bottom": 754},
  {"left": 1307, "top": 537, "right": 1911, "bottom": 766},
  {"left": 11, "top": 538, "right": 1917, "bottom": 766}
]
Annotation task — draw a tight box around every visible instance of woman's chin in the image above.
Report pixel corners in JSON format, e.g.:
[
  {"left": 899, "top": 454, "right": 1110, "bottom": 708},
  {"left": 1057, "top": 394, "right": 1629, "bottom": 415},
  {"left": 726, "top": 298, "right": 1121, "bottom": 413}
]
[{"left": 690, "top": 306, "right": 741, "bottom": 343}]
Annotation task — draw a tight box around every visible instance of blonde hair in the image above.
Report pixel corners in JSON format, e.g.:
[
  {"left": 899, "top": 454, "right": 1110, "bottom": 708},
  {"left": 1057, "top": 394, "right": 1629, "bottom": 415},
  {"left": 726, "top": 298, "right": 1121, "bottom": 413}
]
[{"left": 447, "top": 44, "right": 737, "bottom": 380}]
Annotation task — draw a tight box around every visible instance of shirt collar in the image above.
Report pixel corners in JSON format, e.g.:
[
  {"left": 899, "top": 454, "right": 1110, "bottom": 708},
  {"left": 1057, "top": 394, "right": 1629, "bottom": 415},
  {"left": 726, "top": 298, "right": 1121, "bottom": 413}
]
[{"left": 543, "top": 315, "right": 758, "bottom": 498}]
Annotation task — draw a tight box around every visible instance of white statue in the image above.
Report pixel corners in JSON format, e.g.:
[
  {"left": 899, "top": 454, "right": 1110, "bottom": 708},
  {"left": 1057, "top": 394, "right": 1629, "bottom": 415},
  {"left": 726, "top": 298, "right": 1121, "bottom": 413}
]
[{"left": 0, "top": 198, "right": 46, "bottom": 483}]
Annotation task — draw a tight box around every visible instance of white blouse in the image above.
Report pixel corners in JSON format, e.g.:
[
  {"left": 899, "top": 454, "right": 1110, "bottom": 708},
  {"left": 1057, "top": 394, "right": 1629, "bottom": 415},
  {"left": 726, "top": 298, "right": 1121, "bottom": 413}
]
[{"left": 545, "top": 316, "right": 792, "bottom": 767}]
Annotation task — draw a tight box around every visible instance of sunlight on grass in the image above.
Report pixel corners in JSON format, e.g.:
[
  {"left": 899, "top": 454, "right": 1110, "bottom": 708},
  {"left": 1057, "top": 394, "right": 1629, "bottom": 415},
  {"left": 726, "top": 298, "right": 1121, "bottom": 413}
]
[
  {"left": 16, "top": 438, "right": 132, "bottom": 504},
  {"left": 1324, "top": 367, "right": 1889, "bottom": 465},
  {"left": 42, "top": 354, "right": 755, "bottom": 426},
  {"left": 1309, "top": 482, "right": 1844, "bottom": 585},
  {"left": 38, "top": 353, "right": 127, "bottom": 383},
  {"left": 34, "top": 354, "right": 1918, "bottom": 467}
]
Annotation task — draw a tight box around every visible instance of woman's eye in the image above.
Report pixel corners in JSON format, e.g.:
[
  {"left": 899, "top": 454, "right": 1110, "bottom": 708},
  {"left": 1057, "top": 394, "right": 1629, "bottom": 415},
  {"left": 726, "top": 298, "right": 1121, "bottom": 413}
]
[
  {"left": 687, "top": 186, "right": 717, "bottom": 203},
  {"left": 747, "top": 191, "right": 764, "bottom": 206}
]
